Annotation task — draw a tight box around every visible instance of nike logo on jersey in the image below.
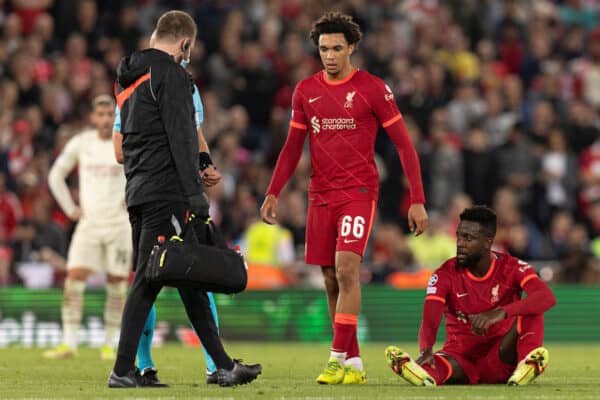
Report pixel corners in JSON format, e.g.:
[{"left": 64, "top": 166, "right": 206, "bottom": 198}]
[
  {"left": 308, "top": 96, "right": 322, "bottom": 103},
  {"left": 343, "top": 239, "right": 359, "bottom": 244},
  {"left": 456, "top": 293, "right": 469, "bottom": 298}
]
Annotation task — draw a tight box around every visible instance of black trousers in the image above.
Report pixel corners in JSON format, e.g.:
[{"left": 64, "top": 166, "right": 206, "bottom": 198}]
[{"left": 113, "top": 200, "right": 232, "bottom": 375}]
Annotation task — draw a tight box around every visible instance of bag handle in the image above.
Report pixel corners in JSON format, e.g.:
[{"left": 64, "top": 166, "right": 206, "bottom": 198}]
[
  {"left": 171, "top": 213, "right": 209, "bottom": 241},
  {"left": 205, "top": 219, "right": 227, "bottom": 249},
  {"left": 172, "top": 213, "right": 228, "bottom": 249}
]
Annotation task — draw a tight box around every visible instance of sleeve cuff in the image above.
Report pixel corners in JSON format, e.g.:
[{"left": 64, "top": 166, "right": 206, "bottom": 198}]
[{"left": 501, "top": 304, "right": 516, "bottom": 318}]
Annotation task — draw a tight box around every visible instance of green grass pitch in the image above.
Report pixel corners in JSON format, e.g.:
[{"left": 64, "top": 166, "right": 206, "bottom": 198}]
[{"left": 1, "top": 342, "right": 599, "bottom": 399}]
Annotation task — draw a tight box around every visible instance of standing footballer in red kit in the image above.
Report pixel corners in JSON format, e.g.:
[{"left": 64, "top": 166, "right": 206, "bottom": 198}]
[
  {"left": 386, "top": 206, "right": 556, "bottom": 387},
  {"left": 260, "top": 12, "right": 428, "bottom": 385}
]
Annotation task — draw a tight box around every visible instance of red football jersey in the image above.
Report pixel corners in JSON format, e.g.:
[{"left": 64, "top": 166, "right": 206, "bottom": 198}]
[
  {"left": 290, "top": 69, "right": 401, "bottom": 203},
  {"left": 425, "top": 252, "right": 539, "bottom": 355}
]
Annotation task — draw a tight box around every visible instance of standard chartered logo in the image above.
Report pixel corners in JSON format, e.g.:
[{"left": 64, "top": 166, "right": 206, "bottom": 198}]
[
  {"left": 310, "top": 116, "right": 356, "bottom": 134},
  {"left": 311, "top": 116, "right": 320, "bottom": 134}
]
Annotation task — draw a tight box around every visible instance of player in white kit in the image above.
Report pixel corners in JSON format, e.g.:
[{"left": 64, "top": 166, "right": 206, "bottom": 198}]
[{"left": 44, "top": 95, "right": 132, "bottom": 360}]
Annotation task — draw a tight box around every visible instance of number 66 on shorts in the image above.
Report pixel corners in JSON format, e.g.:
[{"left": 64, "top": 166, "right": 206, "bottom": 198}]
[{"left": 305, "top": 199, "right": 376, "bottom": 266}]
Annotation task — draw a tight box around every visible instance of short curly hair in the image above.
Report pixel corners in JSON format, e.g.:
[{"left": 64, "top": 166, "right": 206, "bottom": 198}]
[
  {"left": 309, "top": 12, "right": 363, "bottom": 47},
  {"left": 460, "top": 205, "right": 497, "bottom": 238}
]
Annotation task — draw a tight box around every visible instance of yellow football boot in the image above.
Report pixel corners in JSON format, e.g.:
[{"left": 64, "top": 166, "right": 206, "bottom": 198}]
[
  {"left": 385, "top": 345, "right": 436, "bottom": 387},
  {"left": 100, "top": 345, "right": 116, "bottom": 361},
  {"left": 43, "top": 343, "right": 76, "bottom": 359},
  {"left": 316, "top": 357, "right": 345, "bottom": 384},
  {"left": 342, "top": 365, "right": 366, "bottom": 384},
  {"left": 508, "top": 347, "right": 549, "bottom": 386}
]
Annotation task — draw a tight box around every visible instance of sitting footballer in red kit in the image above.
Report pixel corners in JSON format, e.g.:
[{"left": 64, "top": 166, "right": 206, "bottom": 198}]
[{"left": 386, "top": 206, "right": 556, "bottom": 386}]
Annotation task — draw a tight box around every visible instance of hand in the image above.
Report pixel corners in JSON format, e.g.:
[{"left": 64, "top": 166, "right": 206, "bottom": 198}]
[
  {"left": 408, "top": 203, "right": 428, "bottom": 236},
  {"left": 188, "top": 193, "right": 210, "bottom": 218},
  {"left": 69, "top": 207, "right": 82, "bottom": 221},
  {"left": 260, "top": 194, "right": 278, "bottom": 225},
  {"left": 200, "top": 165, "right": 221, "bottom": 187},
  {"left": 456, "top": 310, "right": 469, "bottom": 324},
  {"left": 468, "top": 307, "right": 507, "bottom": 336},
  {"left": 416, "top": 348, "right": 434, "bottom": 367}
]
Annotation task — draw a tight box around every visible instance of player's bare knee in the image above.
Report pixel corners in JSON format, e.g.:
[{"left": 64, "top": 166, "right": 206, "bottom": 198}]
[
  {"left": 334, "top": 261, "right": 359, "bottom": 290},
  {"left": 107, "top": 274, "right": 127, "bottom": 284},
  {"left": 325, "top": 279, "right": 339, "bottom": 297},
  {"left": 321, "top": 266, "right": 336, "bottom": 283},
  {"left": 67, "top": 268, "right": 91, "bottom": 282},
  {"left": 321, "top": 266, "right": 338, "bottom": 292}
]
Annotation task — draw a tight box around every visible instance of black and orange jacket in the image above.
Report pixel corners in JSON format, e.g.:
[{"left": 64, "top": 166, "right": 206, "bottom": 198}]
[{"left": 115, "top": 48, "right": 203, "bottom": 207}]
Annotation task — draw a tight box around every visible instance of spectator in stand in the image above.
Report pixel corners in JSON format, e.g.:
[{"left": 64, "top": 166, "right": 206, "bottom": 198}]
[
  {"left": 578, "top": 135, "right": 600, "bottom": 219},
  {"left": 558, "top": 0, "right": 598, "bottom": 32},
  {"left": 483, "top": 89, "right": 517, "bottom": 148},
  {"left": 447, "top": 81, "right": 486, "bottom": 137},
  {"left": 536, "top": 127, "right": 578, "bottom": 224},
  {"left": 564, "top": 100, "right": 598, "bottom": 155},
  {"left": 0, "top": 172, "right": 21, "bottom": 285},
  {"left": 12, "top": 196, "right": 66, "bottom": 275},
  {"left": 232, "top": 42, "right": 277, "bottom": 139},
  {"left": 200, "top": 90, "right": 230, "bottom": 146},
  {"left": 494, "top": 122, "right": 538, "bottom": 208},
  {"left": 559, "top": 223, "right": 597, "bottom": 283},
  {"left": 31, "top": 12, "right": 59, "bottom": 57},
  {"left": 397, "top": 65, "right": 436, "bottom": 136},
  {"left": 544, "top": 210, "right": 575, "bottom": 260},
  {"left": 426, "top": 115, "right": 464, "bottom": 212},
  {"left": 3, "top": 13, "right": 23, "bottom": 54},
  {"left": 462, "top": 124, "right": 495, "bottom": 205},
  {"left": 74, "top": 0, "right": 105, "bottom": 59},
  {"left": 573, "top": 27, "right": 600, "bottom": 110}
]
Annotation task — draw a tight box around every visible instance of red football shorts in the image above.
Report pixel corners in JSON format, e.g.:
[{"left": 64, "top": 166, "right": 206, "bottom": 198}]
[
  {"left": 305, "top": 199, "right": 376, "bottom": 266},
  {"left": 440, "top": 337, "right": 515, "bottom": 384}
]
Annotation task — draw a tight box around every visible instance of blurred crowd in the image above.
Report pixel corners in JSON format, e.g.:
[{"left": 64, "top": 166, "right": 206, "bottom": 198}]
[{"left": 1, "top": 0, "right": 600, "bottom": 288}]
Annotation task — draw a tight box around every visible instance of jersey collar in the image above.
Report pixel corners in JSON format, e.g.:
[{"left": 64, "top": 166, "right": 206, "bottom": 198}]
[
  {"left": 465, "top": 254, "right": 497, "bottom": 282},
  {"left": 322, "top": 68, "right": 358, "bottom": 86}
]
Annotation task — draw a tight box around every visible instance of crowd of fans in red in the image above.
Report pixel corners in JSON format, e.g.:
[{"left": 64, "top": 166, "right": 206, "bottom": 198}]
[{"left": 0, "top": 0, "right": 599, "bottom": 287}]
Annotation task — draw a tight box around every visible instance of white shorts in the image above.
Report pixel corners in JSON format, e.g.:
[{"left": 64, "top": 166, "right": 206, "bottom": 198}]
[{"left": 67, "top": 218, "right": 132, "bottom": 278}]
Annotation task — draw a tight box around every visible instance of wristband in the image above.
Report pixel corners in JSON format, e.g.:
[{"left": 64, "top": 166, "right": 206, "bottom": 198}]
[{"left": 198, "top": 152, "right": 213, "bottom": 171}]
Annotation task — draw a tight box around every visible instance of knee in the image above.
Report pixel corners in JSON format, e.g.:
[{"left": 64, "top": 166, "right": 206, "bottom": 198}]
[
  {"left": 67, "top": 268, "right": 90, "bottom": 281},
  {"left": 335, "top": 259, "right": 359, "bottom": 290},
  {"left": 107, "top": 274, "right": 127, "bottom": 284},
  {"left": 322, "top": 268, "right": 338, "bottom": 293},
  {"left": 518, "top": 314, "right": 544, "bottom": 334}
]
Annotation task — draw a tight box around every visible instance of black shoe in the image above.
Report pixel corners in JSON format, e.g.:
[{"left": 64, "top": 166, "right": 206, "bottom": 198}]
[
  {"left": 139, "top": 367, "right": 169, "bottom": 387},
  {"left": 108, "top": 370, "right": 138, "bottom": 388},
  {"left": 206, "top": 371, "right": 218, "bottom": 384},
  {"left": 217, "top": 359, "right": 262, "bottom": 387}
]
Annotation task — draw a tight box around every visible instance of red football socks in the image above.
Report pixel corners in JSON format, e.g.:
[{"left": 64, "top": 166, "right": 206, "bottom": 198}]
[
  {"left": 517, "top": 314, "right": 545, "bottom": 361},
  {"left": 346, "top": 328, "right": 360, "bottom": 359},
  {"left": 421, "top": 354, "right": 452, "bottom": 385},
  {"left": 331, "top": 313, "right": 357, "bottom": 353}
]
